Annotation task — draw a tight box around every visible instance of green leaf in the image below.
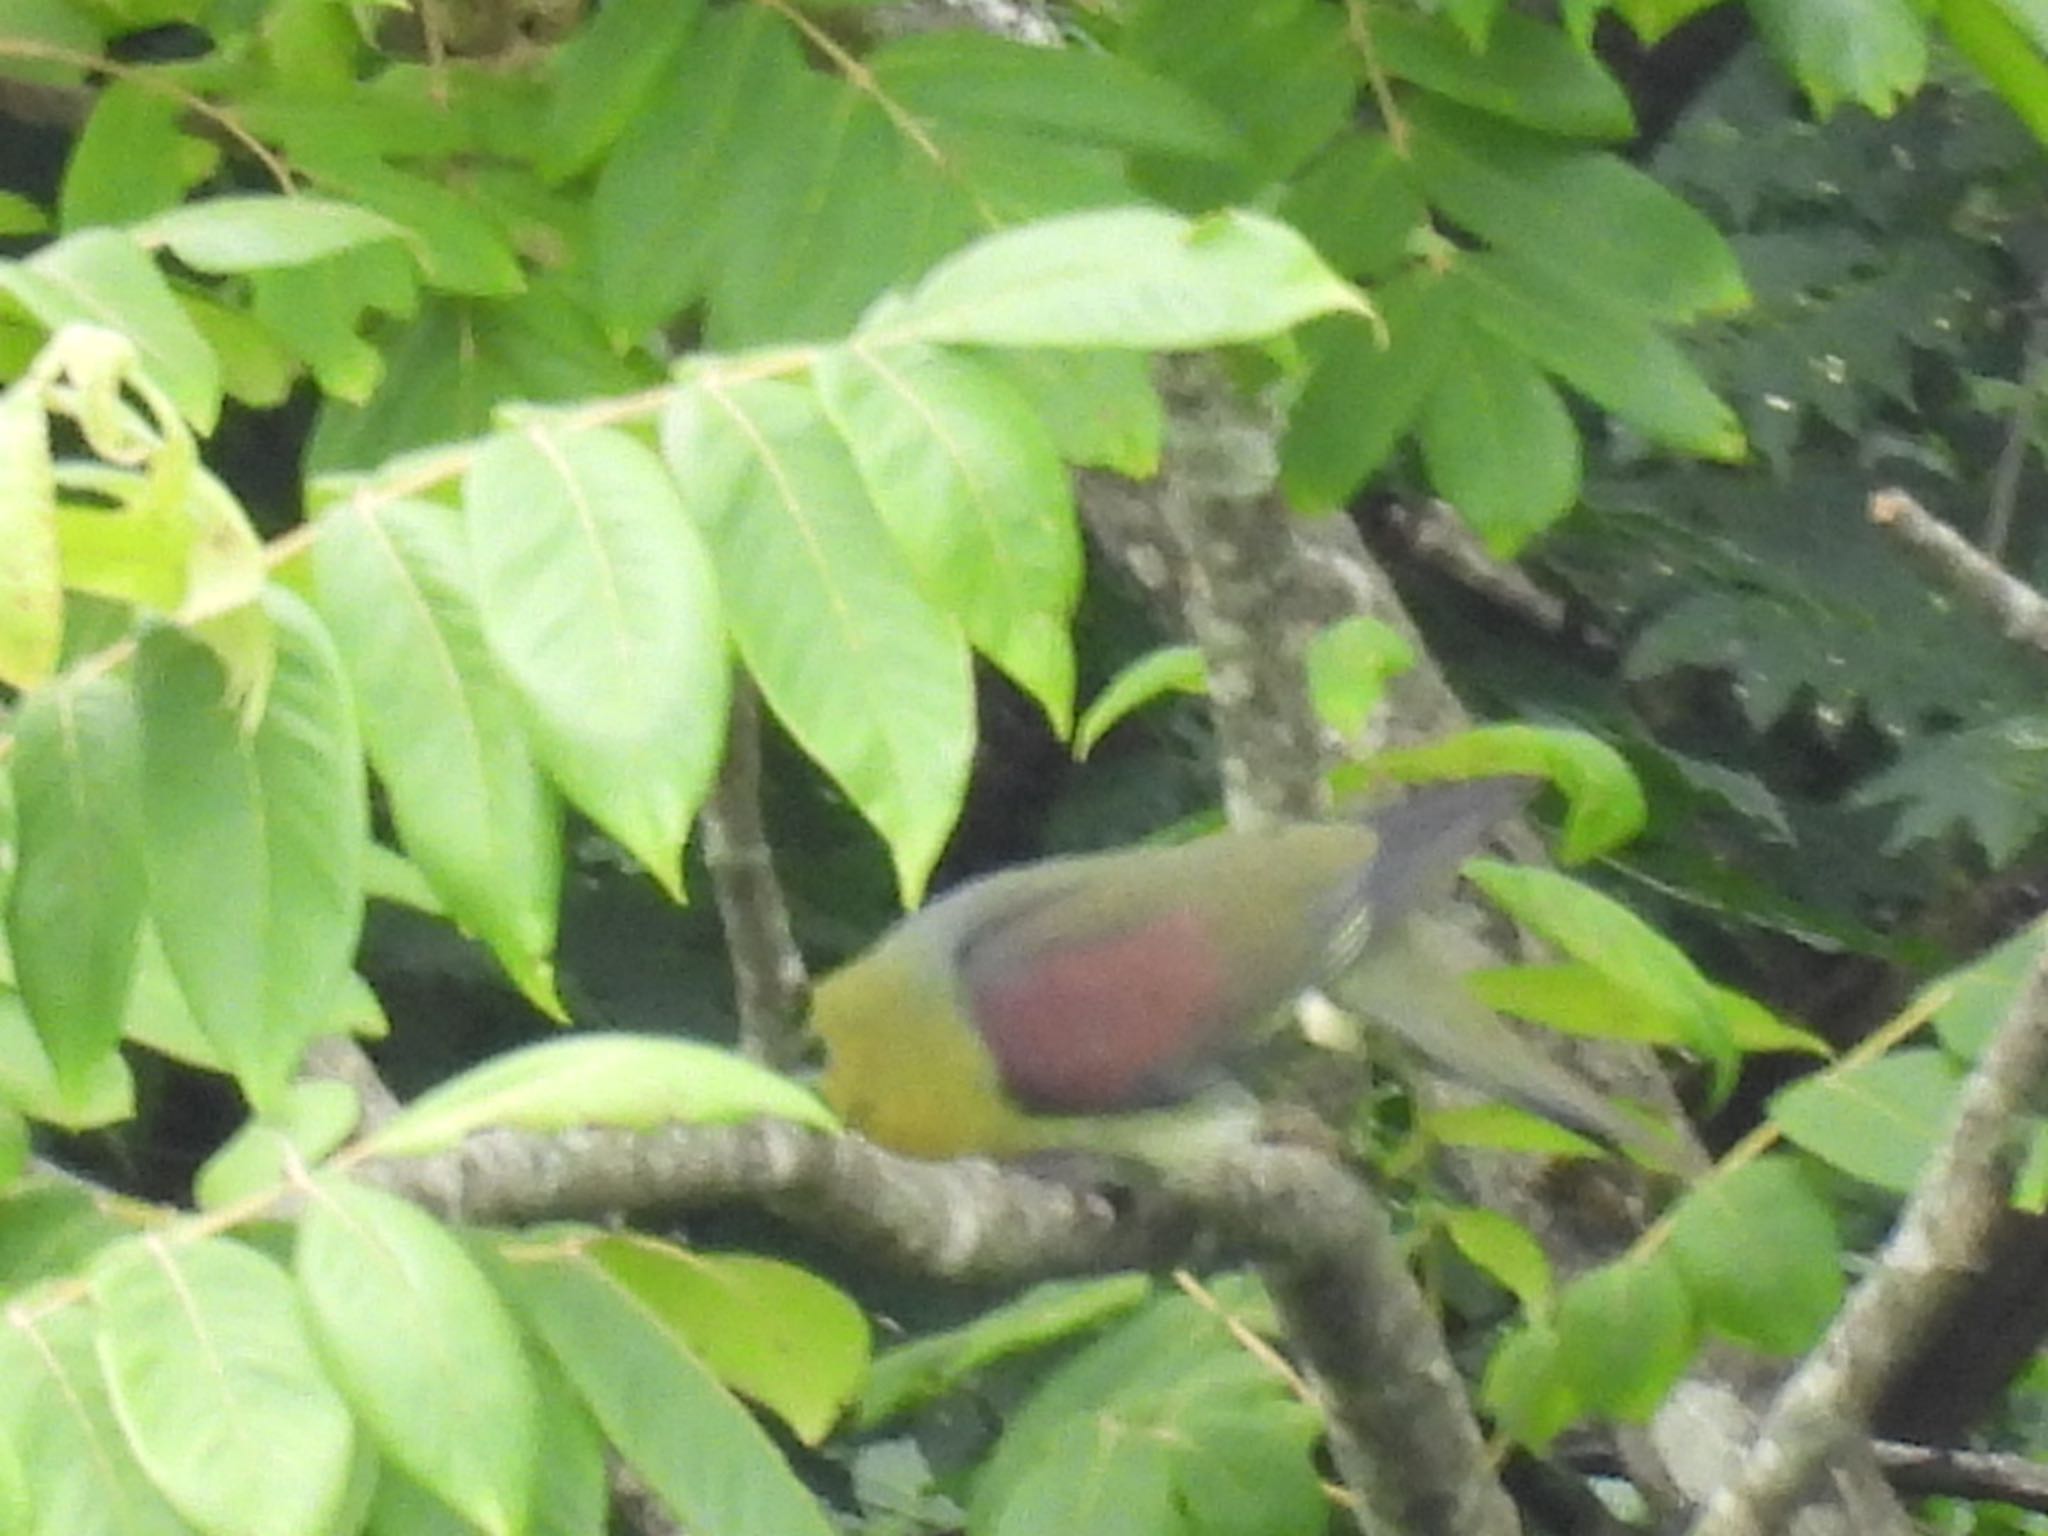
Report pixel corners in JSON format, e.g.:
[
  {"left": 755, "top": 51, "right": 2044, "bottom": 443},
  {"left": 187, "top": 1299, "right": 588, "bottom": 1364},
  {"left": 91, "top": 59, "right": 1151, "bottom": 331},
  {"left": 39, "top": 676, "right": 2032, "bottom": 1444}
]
[
  {"left": 1465, "top": 861, "right": 1737, "bottom": 1093},
  {"left": 250, "top": 241, "right": 418, "bottom": 402},
  {"left": 0, "top": 1185, "right": 131, "bottom": 1294},
  {"left": 298, "top": 1177, "right": 538, "bottom": 1536},
  {"left": 1472, "top": 964, "right": 1830, "bottom": 1056},
  {"left": 1354, "top": 723, "right": 1646, "bottom": 861},
  {"left": 539, "top": 0, "right": 707, "bottom": 181},
  {"left": 1939, "top": 0, "right": 2048, "bottom": 146},
  {"left": 90, "top": 1235, "right": 356, "bottom": 1536},
  {"left": 1407, "top": 98, "right": 1748, "bottom": 323},
  {"left": 1932, "top": 919, "right": 2048, "bottom": 1060},
  {"left": 296, "top": 154, "right": 520, "bottom": 297},
  {"left": 1553, "top": 1253, "right": 1694, "bottom": 1420},
  {"left": 360, "top": 1033, "right": 835, "bottom": 1159},
  {"left": 1480, "top": 1321, "right": 1581, "bottom": 1451},
  {"left": 1277, "top": 131, "right": 1428, "bottom": 280},
  {"left": 1305, "top": 616, "right": 1413, "bottom": 739},
  {"left": 1073, "top": 644, "right": 1206, "bottom": 759},
  {"left": 970, "top": 1284, "right": 1323, "bottom": 1536},
  {"left": 1424, "top": 1100, "right": 1604, "bottom": 1158},
  {"left": 4, "top": 403, "right": 61, "bottom": 679},
  {"left": 58, "top": 81, "right": 211, "bottom": 232},
  {"left": 0, "top": 1305, "right": 191, "bottom": 1536},
  {"left": 178, "top": 291, "right": 297, "bottom": 409},
  {"left": 868, "top": 206, "right": 1369, "bottom": 349},
  {"left": 0, "top": 988, "right": 133, "bottom": 1129},
  {"left": 1666, "top": 1155, "right": 1843, "bottom": 1354},
  {"left": 464, "top": 426, "right": 727, "bottom": 900},
  {"left": 1376, "top": 10, "right": 1635, "bottom": 139},
  {"left": 816, "top": 342, "right": 1082, "bottom": 732},
  {"left": 1851, "top": 716, "right": 2048, "bottom": 867},
  {"left": 1416, "top": 327, "right": 1581, "bottom": 555},
  {"left": 1281, "top": 272, "right": 1457, "bottom": 513},
  {"left": 530, "top": 1345, "right": 607, "bottom": 1536},
  {"left": 1454, "top": 252, "right": 1746, "bottom": 461},
  {"left": 136, "top": 590, "right": 366, "bottom": 1108},
  {"left": 134, "top": 196, "right": 405, "bottom": 273},
  {"left": 194, "top": 1079, "right": 359, "bottom": 1208},
  {"left": 661, "top": 375, "right": 973, "bottom": 904},
  {"left": 499, "top": 1240, "right": 840, "bottom": 1536},
  {"left": 867, "top": 29, "right": 1243, "bottom": 161},
  {"left": 860, "top": 1274, "right": 1153, "bottom": 1428},
  {"left": 314, "top": 494, "right": 564, "bottom": 1013},
  {"left": 6, "top": 676, "right": 145, "bottom": 1094},
  {"left": 973, "top": 347, "right": 1163, "bottom": 477},
  {"left": 1768, "top": 1049, "right": 1960, "bottom": 1193},
  {"left": 586, "top": 1234, "right": 869, "bottom": 1445},
  {"left": 1750, "top": 0, "right": 1927, "bottom": 117},
  {"left": 1439, "top": 1205, "right": 1552, "bottom": 1315},
  {"left": 0, "top": 230, "right": 222, "bottom": 431},
  {"left": 591, "top": 4, "right": 804, "bottom": 338}
]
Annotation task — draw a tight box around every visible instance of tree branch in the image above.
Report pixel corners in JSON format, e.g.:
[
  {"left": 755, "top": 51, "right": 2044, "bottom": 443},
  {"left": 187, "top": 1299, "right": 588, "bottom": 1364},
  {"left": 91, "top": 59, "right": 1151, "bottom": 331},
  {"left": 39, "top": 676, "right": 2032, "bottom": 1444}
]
[
  {"left": 1869, "top": 488, "right": 2048, "bottom": 657},
  {"left": 1688, "top": 942, "right": 2048, "bottom": 1536}
]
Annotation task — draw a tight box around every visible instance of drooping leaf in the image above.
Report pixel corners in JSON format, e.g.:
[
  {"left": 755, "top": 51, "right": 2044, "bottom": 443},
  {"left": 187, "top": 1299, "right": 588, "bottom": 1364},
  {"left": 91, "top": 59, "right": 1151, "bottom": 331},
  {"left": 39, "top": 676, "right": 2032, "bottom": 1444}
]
[
  {"left": 816, "top": 341, "right": 1082, "bottom": 731},
  {"left": 136, "top": 591, "right": 366, "bottom": 1108},
  {"left": 312, "top": 496, "right": 563, "bottom": 1014},
  {"left": 193, "top": 1080, "right": 359, "bottom": 1208},
  {"left": 1073, "top": 645, "right": 1206, "bottom": 760},
  {"left": 1376, "top": 9, "right": 1636, "bottom": 139},
  {"left": 661, "top": 374, "right": 974, "bottom": 904},
  {"left": 1415, "top": 324, "right": 1581, "bottom": 555},
  {"left": 465, "top": 425, "right": 727, "bottom": 900},
  {"left": 6, "top": 676, "right": 145, "bottom": 1094},
  {"left": 1439, "top": 1206, "right": 1552, "bottom": 1316}
]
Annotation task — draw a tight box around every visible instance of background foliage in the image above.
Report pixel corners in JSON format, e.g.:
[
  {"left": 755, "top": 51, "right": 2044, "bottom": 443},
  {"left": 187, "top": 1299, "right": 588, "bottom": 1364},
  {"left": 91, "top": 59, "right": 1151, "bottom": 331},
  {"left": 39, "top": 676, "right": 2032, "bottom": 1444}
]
[{"left": 4, "top": 0, "right": 2048, "bottom": 1533}]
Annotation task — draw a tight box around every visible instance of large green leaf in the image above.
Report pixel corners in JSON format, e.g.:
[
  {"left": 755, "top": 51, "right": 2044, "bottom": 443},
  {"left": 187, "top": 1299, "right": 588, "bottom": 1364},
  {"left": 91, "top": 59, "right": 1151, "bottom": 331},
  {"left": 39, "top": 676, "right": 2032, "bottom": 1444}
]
[
  {"left": 868, "top": 30, "right": 1243, "bottom": 160},
  {"left": 1750, "top": 0, "right": 1927, "bottom": 117},
  {"left": 361, "top": 1033, "right": 834, "bottom": 1159},
  {"left": 1416, "top": 327, "right": 1581, "bottom": 555},
  {"left": 6, "top": 677, "right": 145, "bottom": 1094},
  {"left": 312, "top": 495, "right": 562, "bottom": 1015},
  {"left": 1407, "top": 98, "right": 1749, "bottom": 324},
  {"left": 538, "top": 0, "right": 707, "bottom": 181},
  {"left": 57, "top": 80, "right": 209, "bottom": 233},
  {"left": 1454, "top": 253, "right": 1746, "bottom": 461},
  {"left": 0, "top": 990, "right": 133, "bottom": 1130},
  {"left": 500, "top": 1241, "right": 840, "bottom": 1536},
  {"left": 1666, "top": 1156, "right": 1843, "bottom": 1354},
  {"left": 134, "top": 196, "right": 404, "bottom": 273},
  {"left": 464, "top": 426, "right": 727, "bottom": 899},
  {"left": 661, "top": 375, "right": 973, "bottom": 903},
  {"left": 136, "top": 591, "right": 366, "bottom": 1108},
  {"left": 90, "top": 1236, "right": 356, "bottom": 1536},
  {"left": 1281, "top": 270, "right": 1458, "bottom": 512},
  {"left": 869, "top": 206, "right": 1369, "bottom": 350},
  {"left": 1377, "top": 9, "right": 1635, "bottom": 139},
  {"left": 591, "top": 4, "right": 806, "bottom": 339},
  {"left": 816, "top": 342, "right": 1081, "bottom": 731},
  {"left": 969, "top": 1284, "right": 1323, "bottom": 1536},
  {"left": 587, "top": 1235, "right": 869, "bottom": 1445},
  {"left": 1768, "top": 1049, "right": 1960, "bottom": 1193},
  {"left": 0, "top": 230, "right": 221, "bottom": 430},
  {"left": 0, "top": 1306, "right": 191, "bottom": 1536},
  {"left": 1939, "top": 0, "right": 2048, "bottom": 146},
  {"left": 1553, "top": 1253, "right": 1694, "bottom": 1420},
  {"left": 298, "top": 1178, "right": 538, "bottom": 1536}
]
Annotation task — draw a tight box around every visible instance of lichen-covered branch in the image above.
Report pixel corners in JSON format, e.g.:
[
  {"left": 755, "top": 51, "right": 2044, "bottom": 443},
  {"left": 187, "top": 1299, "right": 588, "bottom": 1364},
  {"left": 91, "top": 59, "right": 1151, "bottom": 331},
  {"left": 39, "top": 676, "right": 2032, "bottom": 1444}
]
[
  {"left": 1688, "top": 947, "right": 2048, "bottom": 1536},
  {"left": 1870, "top": 488, "right": 2048, "bottom": 657}
]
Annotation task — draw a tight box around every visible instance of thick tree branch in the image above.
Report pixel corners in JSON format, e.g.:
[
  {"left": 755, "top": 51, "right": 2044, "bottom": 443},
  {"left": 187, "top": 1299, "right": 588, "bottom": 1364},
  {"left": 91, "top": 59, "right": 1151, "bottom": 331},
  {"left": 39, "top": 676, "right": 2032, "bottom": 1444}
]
[{"left": 1689, "top": 943, "right": 2048, "bottom": 1536}]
